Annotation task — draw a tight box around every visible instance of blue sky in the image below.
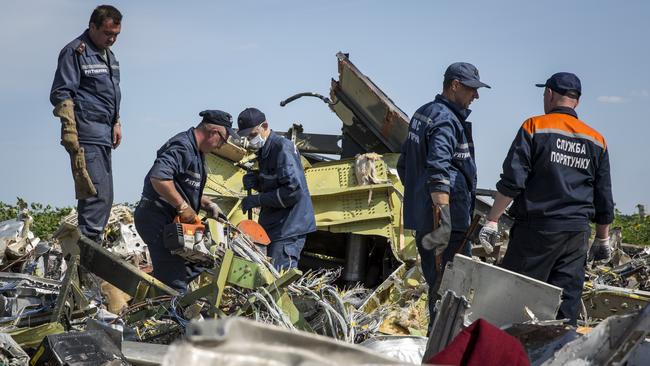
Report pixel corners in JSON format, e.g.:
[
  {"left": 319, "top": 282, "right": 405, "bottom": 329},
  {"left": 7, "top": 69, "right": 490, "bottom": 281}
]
[{"left": 0, "top": 0, "right": 648, "bottom": 213}]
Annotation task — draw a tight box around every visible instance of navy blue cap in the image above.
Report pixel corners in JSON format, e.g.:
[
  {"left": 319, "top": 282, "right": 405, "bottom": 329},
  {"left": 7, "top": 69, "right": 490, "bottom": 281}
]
[
  {"left": 237, "top": 107, "right": 266, "bottom": 137},
  {"left": 199, "top": 110, "right": 237, "bottom": 137},
  {"left": 444, "top": 62, "right": 491, "bottom": 89},
  {"left": 536, "top": 72, "right": 581, "bottom": 98}
]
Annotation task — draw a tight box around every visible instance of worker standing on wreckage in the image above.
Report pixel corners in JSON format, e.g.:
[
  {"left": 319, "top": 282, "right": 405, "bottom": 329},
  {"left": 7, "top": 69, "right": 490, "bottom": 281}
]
[
  {"left": 479, "top": 72, "right": 614, "bottom": 325},
  {"left": 134, "top": 110, "right": 233, "bottom": 292},
  {"left": 236, "top": 108, "right": 316, "bottom": 271},
  {"left": 397, "top": 63, "right": 491, "bottom": 330},
  {"left": 50, "top": 5, "right": 123, "bottom": 243}
]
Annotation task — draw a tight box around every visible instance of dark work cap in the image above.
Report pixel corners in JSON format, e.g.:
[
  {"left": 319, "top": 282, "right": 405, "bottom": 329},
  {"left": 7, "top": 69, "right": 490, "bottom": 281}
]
[
  {"left": 536, "top": 72, "right": 581, "bottom": 99},
  {"left": 199, "top": 110, "right": 237, "bottom": 137},
  {"left": 444, "top": 62, "right": 491, "bottom": 89},
  {"left": 237, "top": 107, "right": 266, "bottom": 137}
]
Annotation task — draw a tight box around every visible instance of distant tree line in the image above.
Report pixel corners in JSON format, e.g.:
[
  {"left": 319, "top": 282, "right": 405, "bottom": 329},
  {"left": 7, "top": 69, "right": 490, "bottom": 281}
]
[
  {"left": 0, "top": 199, "right": 648, "bottom": 245},
  {"left": 612, "top": 207, "right": 650, "bottom": 246}
]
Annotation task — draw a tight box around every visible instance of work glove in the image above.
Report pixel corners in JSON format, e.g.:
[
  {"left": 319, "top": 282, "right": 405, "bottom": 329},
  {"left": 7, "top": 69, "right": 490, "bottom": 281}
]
[
  {"left": 71, "top": 147, "right": 97, "bottom": 199},
  {"left": 53, "top": 99, "right": 79, "bottom": 152},
  {"left": 205, "top": 201, "right": 227, "bottom": 220},
  {"left": 242, "top": 171, "right": 259, "bottom": 191},
  {"left": 53, "top": 100, "right": 96, "bottom": 199},
  {"left": 178, "top": 202, "right": 199, "bottom": 224},
  {"left": 588, "top": 237, "right": 612, "bottom": 262},
  {"left": 241, "top": 195, "right": 261, "bottom": 213},
  {"left": 478, "top": 221, "right": 499, "bottom": 254},
  {"left": 422, "top": 204, "right": 451, "bottom": 255}
]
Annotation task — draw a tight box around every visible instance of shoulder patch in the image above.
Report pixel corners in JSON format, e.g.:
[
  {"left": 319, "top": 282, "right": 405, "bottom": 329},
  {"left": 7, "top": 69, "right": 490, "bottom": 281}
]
[{"left": 75, "top": 42, "right": 86, "bottom": 54}]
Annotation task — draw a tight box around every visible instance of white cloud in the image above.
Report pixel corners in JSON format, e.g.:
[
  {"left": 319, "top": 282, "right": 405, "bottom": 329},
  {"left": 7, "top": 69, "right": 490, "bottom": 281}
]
[
  {"left": 597, "top": 96, "right": 626, "bottom": 104},
  {"left": 630, "top": 90, "right": 650, "bottom": 98},
  {"left": 238, "top": 43, "right": 259, "bottom": 51}
]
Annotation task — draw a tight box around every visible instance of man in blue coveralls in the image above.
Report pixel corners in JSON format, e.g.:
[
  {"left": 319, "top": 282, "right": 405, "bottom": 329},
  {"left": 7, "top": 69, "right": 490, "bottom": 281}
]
[
  {"left": 134, "top": 110, "right": 232, "bottom": 292},
  {"left": 50, "top": 5, "right": 123, "bottom": 242},
  {"left": 397, "top": 63, "right": 490, "bottom": 330},
  {"left": 237, "top": 108, "right": 316, "bottom": 271}
]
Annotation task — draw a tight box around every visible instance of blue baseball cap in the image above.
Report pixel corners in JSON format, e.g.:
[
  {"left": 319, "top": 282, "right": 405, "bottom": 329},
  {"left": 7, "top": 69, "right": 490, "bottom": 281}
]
[
  {"left": 199, "top": 110, "right": 237, "bottom": 137},
  {"left": 536, "top": 72, "right": 581, "bottom": 99},
  {"left": 444, "top": 62, "right": 491, "bottom": 89},
  {"left": 237, "top": 107, "right": 267, "bottom": 137}
]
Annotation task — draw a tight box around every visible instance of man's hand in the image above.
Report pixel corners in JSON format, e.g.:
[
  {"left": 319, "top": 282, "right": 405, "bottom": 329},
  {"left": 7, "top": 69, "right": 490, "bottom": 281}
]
[
  {"left": 205, "top": 201, "right": 226, "bottom": 220},
  {"left": 588, "top": 237, "right": 612, "bottom": 262},
  {"left": 478, "top": 221, "right": 499, "bottom": 254},
  {"left": 242, "top": 171, "right": 259, "bottom": 190},
  {"left": 112, "top": 122, "right": 122, "bottom": 149},
  {"left": 177, "top": 202, "right": 199, "bottom": 224},
  {"left": 422, "top": 204, "right": 451, "bottom": 255},
  {"left": 241, "top": 195, "right": 261, "bottom": 213}
]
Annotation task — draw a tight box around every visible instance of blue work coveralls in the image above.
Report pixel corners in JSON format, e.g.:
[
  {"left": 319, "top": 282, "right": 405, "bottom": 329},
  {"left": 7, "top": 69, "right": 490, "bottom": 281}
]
[
  {"left": 253, "top": 132, "right": 316, "bottom": 270},
  {"left": 134, "top": 128, "right": 207, "bottom": 292},
  {"left": 496, "top": 107, "right": 614, "bottom": 324},
  {"left": 50, "top": 29, "right": 121, "bottom": 241},
  {"left": 397, "top": 94, "right": 477, "bottom": 325}
]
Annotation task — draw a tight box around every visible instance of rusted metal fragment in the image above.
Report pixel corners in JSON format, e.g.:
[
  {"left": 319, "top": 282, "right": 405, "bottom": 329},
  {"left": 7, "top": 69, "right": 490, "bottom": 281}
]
[{"left": 329, "top": 52, "right": 409, "bottom": 156}]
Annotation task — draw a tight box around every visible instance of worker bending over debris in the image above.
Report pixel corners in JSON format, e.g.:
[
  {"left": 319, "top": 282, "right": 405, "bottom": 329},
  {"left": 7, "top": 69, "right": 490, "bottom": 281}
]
[
  {"left": 50, "top": 5, "right": 123, "bottom": 243},
  {"left": 237, "top": 108, "right": 316, "bottom": 270},
  {"left": 479, "top": 72, "right": 614, "bottom": 325},
  {"left": 134, "top": 110, "right": 232, "bottom": 292},
  {"left": 397, "top": 62, "right": 491, "bottom": 330}
]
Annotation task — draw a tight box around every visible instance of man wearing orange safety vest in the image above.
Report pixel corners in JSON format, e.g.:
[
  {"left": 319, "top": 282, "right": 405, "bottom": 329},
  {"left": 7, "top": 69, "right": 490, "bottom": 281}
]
[{"left": 479, "top": 72, "right": 614, "bottom": 325}]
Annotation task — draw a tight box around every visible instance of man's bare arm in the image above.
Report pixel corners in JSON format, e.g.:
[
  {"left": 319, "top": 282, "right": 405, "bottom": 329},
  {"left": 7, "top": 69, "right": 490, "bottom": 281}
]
[
  {"left": 486, "top": 191, "right": 514, "bottom": 222},
  {"left": 150, "top": 178, "right": 185, "bottom": 209},
  {"left": 595, "top": 224, "right": 610, "bottom": 239}
]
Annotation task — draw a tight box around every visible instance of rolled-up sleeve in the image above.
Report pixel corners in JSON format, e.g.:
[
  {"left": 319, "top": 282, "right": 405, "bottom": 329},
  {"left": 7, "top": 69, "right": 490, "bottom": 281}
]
[
  {"left": 149, "top": 142, "right": 189, "bottom": 180},
  {"left": 593, "top": 147, "right": 614, "bottom": 224},
  {"left": 50, "top": 47, "right": 80, "bottom": 106},
  {"left": 426, "top": 119, "right": 456, "bottom": 194},
  {"left": 496, "top": 122, "right": 533, "bottom": 198},
  {"left": 259, "top": 143, "right": 302, "bottom": 209}
]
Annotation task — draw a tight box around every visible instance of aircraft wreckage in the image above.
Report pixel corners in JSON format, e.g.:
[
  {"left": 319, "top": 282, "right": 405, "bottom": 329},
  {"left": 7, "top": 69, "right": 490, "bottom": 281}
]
[{"left": 0, "top": 53, "right": 647, "bottom": 365}]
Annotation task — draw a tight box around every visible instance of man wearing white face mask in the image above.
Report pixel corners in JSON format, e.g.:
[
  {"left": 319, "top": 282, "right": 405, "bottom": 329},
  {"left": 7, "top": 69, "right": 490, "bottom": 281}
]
[{"left": 237, "top": 108, "right": 316, "bottom": 270}]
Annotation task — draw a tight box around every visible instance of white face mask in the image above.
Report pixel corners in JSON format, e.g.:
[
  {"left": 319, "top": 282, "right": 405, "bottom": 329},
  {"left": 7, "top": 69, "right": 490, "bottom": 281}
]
[{"left": 247, "top": 134, "right": 266, "bottom": 151}]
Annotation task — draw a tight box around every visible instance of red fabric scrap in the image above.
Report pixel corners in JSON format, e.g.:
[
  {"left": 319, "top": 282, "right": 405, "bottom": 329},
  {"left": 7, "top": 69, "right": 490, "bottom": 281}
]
[{"left": 425, "top": 318, "right": 530, "bottom": 366}]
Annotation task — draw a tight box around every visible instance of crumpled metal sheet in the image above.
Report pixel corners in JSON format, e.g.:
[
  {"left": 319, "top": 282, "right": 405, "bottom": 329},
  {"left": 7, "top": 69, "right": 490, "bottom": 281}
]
[
  {"left": 503, "top": 324, "right": 580, "bottom": 366},
  {"left": 422, "top": 290, "right": 469, "bottom": 361},
  {"left": 439, "top": 254, "right": 563, "bottom": 327},
  {"left": 0, "top": 272, "right": 61, "bottom": 321},
  {"left": 0, "top": 219, "right": 27, "bottom": 258},
  {"left": 360, "top": 336, "right": 427, "bottom": 364},
  {"left": 0, "top": 333, "right": 28, "bottom": 366},
  {"left": 122, "top": 341, "right": 168, "bottom": 366},
  {"left": 358, "top": 264, "right": 429, "bottom": 337},
  {"left": 0, "top": 214, "right": 39, "bottom": 260},
  {"left": 109, "top": 223, "right": 147, "bottom": 259},
  {"left": 541, "top": 304, "right": 649, "bottom": 366},
  {"left": 329, "top": 52, "right": 409, "bottom": 153},
  {"left": 162, "top": 317, "right": 407, "bottom": 366}
]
